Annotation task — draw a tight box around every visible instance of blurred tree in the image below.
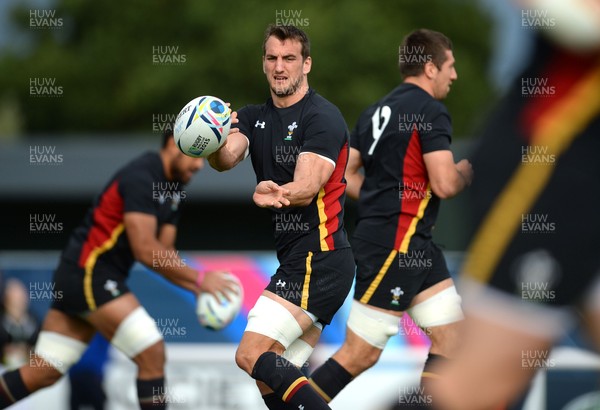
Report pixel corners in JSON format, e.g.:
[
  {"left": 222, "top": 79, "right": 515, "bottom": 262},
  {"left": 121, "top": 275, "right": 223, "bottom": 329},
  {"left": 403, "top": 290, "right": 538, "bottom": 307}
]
[{"left": 0, "top": 0, "right": 494, "bottom": 137}]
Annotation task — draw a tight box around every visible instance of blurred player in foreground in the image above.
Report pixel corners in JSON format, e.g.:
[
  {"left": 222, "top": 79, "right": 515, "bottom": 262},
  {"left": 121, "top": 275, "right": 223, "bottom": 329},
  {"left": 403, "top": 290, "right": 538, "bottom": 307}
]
[
  {"left": 0, "top": 129, "right": 234, "bottom": 409},
  {"left": 308, "top": 29, "right": 473, "bottom": 407},
  {"left": 429, "top": 0, "right": 600, "bottom": 408},
  {"left": 208, "top": 24, "right": 354, "bottom": 410}
]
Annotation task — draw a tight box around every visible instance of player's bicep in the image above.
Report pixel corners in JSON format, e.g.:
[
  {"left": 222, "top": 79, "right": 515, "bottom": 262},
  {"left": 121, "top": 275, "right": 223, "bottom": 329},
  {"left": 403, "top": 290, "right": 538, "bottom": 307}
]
[
  {"left": 158, "top": 223, "right": 177, "bottom": 250},
  {"left": 123, "top": 212, "right": 158, "bottom": 260}
]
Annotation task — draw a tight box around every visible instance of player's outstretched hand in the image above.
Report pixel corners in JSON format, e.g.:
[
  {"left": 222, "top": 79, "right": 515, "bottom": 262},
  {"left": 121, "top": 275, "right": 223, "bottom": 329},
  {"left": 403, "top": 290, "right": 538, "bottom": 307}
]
[
  {"left": 253, "top": 180, "right": 291, "bottom": 208},
  {"left": 200, "top": 271, "right": 238, "bottom": 300}
]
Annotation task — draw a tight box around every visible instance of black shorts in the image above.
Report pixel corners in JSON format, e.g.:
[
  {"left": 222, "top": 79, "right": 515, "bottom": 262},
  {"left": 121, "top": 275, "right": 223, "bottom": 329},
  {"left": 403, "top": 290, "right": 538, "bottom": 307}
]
[
  {"left": 353, "top": 238, "right": 450, "bottom": 312},
  {"left": 50, "top": 258, "right": 130, "bottom": 315},
  {"left": 265, "top": 247, "right": 355, "bottom": 325}
]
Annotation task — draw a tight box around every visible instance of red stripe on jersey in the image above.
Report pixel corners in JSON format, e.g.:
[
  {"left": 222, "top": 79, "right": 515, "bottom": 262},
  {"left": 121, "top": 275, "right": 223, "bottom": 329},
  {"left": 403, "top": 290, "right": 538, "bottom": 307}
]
[
  {"left": 78, "top": 180, "right": 124, "bottom": 268},
  {"left": 321, "top": 142, "right": 349, "bottom": 250},
  {"left": 394, "top": 130, "right": 427, "bottom": 250},
  {"left": 520, "top": 50, "right": 598, "bottom": 138}
]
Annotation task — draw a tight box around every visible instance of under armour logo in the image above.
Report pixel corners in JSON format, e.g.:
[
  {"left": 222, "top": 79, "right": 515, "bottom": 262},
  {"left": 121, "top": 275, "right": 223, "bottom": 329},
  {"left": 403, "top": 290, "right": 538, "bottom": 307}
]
[
  {"left": 255, "top": 120, "right": 265, "bottom": 128},
  {"left": 287, "top": 122, "right": 298, "bottom": 132},
  {"left": 276, "top": 279, "right": 287, "bottom": 289},
  {"left": 298, "top": 405, "right": 304, "bottom": 410}
]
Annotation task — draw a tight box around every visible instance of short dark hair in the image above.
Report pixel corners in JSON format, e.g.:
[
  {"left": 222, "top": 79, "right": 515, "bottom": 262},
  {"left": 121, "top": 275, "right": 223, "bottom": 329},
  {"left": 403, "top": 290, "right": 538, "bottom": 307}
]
[
  {"left": 162, "top": 127, "right": 174, "bottom": 149},
  {"left": 262, "top": 24, "right": 310, "bottom": 60},
  {"left": 399, "top": 29, "right": 453, "bottom": 77}
]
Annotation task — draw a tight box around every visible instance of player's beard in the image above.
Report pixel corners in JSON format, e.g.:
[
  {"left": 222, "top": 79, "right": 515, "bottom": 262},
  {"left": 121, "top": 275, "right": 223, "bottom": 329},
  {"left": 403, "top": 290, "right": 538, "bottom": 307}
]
[
  {"left": 170, "top": 161, "right": 189, "bottom": 185},
  {"left": 271, "top": 75, "right": 304, "bottom": 97}
]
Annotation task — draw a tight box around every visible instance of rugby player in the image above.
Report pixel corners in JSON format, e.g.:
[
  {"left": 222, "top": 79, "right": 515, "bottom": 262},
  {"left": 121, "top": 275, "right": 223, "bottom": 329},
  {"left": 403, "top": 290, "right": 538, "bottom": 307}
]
[
  {"left": 208, "top": 24, "right": 355, "bottom": 410},
  {"left": 431, "top": 0, "right": 600, "bottom": 407},
  {"left": 308, "top": 29, "right": 473, "bottom": 407},
  {"left": 0, "top": 129, "right": 235, "bottom": 409}
]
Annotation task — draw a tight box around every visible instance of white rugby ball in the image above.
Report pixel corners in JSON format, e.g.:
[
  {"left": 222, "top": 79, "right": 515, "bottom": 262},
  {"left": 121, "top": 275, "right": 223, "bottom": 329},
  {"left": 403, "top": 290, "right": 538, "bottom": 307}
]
[
  {"left": 196, "top": 273, "right": 243, "bottom": 330},
  {"left": 174, "top": 95, "right": 231, "bottom": 158}
]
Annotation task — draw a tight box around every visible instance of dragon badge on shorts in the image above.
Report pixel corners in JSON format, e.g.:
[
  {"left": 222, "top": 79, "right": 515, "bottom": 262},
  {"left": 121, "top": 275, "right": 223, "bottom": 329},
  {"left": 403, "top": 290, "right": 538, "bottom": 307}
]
[
  {"left": 104, "top": 279, "right": 121, "bottom": 297},
  {"left": 390, "top": 286, "right": 404, "bottom": 306}
]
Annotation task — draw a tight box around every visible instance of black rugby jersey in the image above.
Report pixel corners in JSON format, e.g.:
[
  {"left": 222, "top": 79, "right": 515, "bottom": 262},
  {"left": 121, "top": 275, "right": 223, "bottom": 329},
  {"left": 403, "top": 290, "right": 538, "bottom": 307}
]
[
  {"left": 62, "top": 152, "right": 183, "bottom": 274},
  {"left": 237, "top": 89, "right": 351, "bottom": 260},
  {"left": 351, "top": 83, "right": 452, "bottom": 251}
]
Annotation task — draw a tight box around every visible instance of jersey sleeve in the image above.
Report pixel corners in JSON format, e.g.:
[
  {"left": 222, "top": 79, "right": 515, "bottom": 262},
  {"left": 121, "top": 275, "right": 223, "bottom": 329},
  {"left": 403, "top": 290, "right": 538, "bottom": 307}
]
[
  {"left": 119, "top": 171, "right": 156, "bottom": 215},
  {"left": 420, "top": 100, "right": 452, "bottom": 154},
  {"left": 300, "top": 107, "right": 349, "bottom": 164}
]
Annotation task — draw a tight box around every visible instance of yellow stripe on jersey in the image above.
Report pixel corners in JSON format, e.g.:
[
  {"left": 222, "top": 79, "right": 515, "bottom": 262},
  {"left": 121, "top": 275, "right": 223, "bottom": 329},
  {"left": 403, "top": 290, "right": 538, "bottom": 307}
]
[
  {"left": 83, "top": 223, "right": 125, "bottom": 311},
  {"left": 316, "top": 188, "right": 330, "bottom": 251},
  {"left": 282, "top": 376, "right": 308, "bottom": 402},
  {"left": 359, "top": 249, "right": 398, "bottom": 304},
  {"left": 463, "top": 65, "right": 600, "bottom": 283},
  {"left": 398, "top": 185, "right": 432, "bottom": 253},
  {"left": 301, "top": 252, "right": 313, "bottom": 310}
]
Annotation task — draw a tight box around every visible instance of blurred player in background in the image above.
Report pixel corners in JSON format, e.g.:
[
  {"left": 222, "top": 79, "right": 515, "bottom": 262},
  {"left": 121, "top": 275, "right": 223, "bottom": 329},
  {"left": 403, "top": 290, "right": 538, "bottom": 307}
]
[
  {"left": 308, "top": 29, "right": 473, "bottom": 407},
  {"left": 0, "top": 129, "right": 235, "bottom": 409},
  {"left": 0, "top": 279, "right": 39, "bottom": 369},
  {"left": 429, "top": 0, "right": 600, "bottom": 408},
  {"left": 208, "top": 24, "right": 354, "bottom": 410}
]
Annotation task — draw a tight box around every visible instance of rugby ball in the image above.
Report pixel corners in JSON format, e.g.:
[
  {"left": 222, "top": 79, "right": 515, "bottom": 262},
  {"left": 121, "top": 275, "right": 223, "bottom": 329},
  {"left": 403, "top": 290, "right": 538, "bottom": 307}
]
[
  {"left": 196, "top": 273, "right": 243, "bottom": 330},
  {"left": 174, "top": 96, "right": 231, "bottom": 158}
]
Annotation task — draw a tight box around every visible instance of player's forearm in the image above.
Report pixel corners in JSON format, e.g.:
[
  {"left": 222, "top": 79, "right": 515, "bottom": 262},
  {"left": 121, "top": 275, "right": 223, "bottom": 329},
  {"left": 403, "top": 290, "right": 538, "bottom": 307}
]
[
  {"left": 431, "top": 170, "right": 467, "bottom": 199},
  {"left": 280, "top": 180, "right": 320, "bottom": 207},
  {"left": 437, "top": 162, "right": 472, "bottom": 198},
  {"left": 156, "top": 264, "right": 198, "bottom": 293},
  {"left": 207, "top": 134, "right": 246, "bottom": 171},
  {"left": 208, "top": 144, "right": 237, "bottom": 171},
  {"left": 135, "top": 245, "right": 198, "bottom": 293}
]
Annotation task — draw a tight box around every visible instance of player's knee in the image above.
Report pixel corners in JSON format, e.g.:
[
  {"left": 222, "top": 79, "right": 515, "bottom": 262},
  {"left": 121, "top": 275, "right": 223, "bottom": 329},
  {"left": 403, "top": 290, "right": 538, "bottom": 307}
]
[
  {"left": 360, "top": 345, "right": 383, "bottom": 370},
  {"left": 407, "top": 286, "right": 463, "bottom": 330},
  {"left": 111, "top": 306, "right": 163, "bottom": 362},
  {"left": 339, "top": 336, "right": 382, "bottom": 372},
  {"left": 39, "top": 368, "right": 63, "bottom": 388},
  {"left": 347, "top": 300, "right": 400, "bottom": 350},
  {"left": 34, "top": 331, "right": 88, "bottom": 376},
  {"left": 428, "top": 322, "right": 462, "bottom": 356},
  {"left": 133, "top": 340, "right": 165, "bottom": 375},
  {"left": 239, "top": 295, "right": 306, "bottom": 374},
  {"left": 282, "top": 322, "right": 322, "bottom": 368},
  {"left": 235, "top": 343, "right": 258, "bottom": 375},
  {"left": 25, "top": 360, "right": 63, "bottom": 389}
]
